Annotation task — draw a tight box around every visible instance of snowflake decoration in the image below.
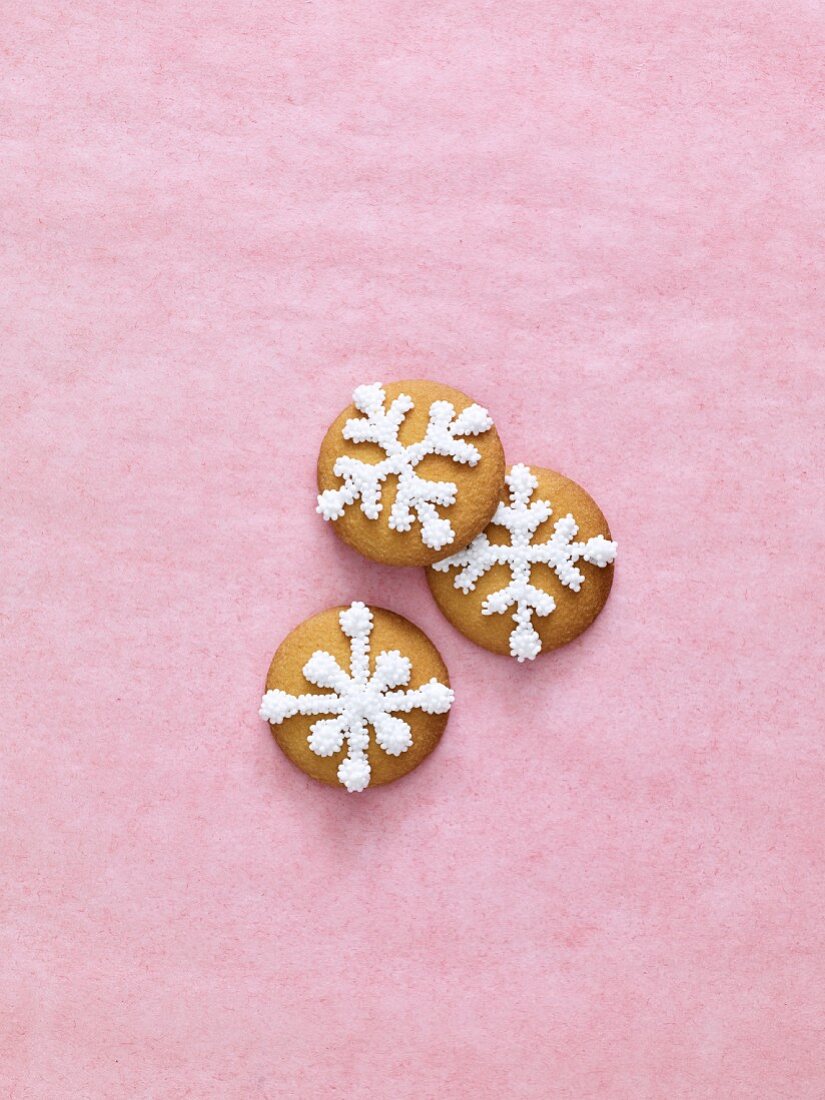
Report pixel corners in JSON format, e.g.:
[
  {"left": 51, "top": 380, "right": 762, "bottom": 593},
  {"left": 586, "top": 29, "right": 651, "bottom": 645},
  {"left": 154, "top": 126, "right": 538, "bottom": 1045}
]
[
  {"left": 432, "top": 464, "right": 617, "bottom": 663},
  {"left": 316, "top": 383, "right": 494, "bottom": 551},
  {"left": 260, "top": 602, "right": 454, "bottom": 792}
]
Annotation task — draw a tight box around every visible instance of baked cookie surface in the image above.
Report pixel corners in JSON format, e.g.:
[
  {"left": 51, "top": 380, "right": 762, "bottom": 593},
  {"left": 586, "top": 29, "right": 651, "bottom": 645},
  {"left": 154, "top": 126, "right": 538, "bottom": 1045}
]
[
  {"left": 260, "top": 602, "right": 453, "bottom": 792},
  {"left": 427, "top": 464, "right": 617, "bottom": 661},
  {"left": 316, "top": 380, "right": 505, "bottom": 567}
]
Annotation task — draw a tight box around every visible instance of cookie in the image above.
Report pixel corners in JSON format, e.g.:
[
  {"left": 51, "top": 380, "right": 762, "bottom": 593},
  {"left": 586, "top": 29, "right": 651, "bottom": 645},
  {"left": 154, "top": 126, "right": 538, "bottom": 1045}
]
[
  {"left": 427, "top": 464, "right": 617, "bottom": 662},
  {"left": 260, "top": 602, "right": 454, "bottom": 792},
  {"left": 316, "top": 380, "right": 506, "bottom": 567}
]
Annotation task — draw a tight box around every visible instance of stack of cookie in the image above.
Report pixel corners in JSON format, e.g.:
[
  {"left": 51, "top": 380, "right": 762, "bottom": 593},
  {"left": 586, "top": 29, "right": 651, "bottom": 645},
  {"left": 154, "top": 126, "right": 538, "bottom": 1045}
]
[{"left": 261, "top": 380, "right": 617, "bottom": 793}]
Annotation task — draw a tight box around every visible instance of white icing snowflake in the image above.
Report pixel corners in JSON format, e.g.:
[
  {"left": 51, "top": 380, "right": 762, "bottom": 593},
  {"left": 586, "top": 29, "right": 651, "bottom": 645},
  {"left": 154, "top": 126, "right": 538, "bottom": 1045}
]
[
  {"left": 432, "top": 464, "right": 617, "bottom": 663},
  {"left": 260, "top": 602, "right": 454, "bottom": 792},
  {"left": 316, "top": 383, "right": 494, "bottom": 551}
]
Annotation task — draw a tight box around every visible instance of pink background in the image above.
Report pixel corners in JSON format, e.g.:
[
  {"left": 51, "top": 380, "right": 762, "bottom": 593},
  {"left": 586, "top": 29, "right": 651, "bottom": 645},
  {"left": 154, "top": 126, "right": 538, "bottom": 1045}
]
[{"left": 2, "top": 2, "right": 823, "bottom": 1097}]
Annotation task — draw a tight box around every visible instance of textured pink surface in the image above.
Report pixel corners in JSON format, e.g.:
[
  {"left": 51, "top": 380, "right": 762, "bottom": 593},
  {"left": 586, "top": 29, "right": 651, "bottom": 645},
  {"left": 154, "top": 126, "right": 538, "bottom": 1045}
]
[{"left": 2, "top": 2, "right": 824, "bottom": 1097}]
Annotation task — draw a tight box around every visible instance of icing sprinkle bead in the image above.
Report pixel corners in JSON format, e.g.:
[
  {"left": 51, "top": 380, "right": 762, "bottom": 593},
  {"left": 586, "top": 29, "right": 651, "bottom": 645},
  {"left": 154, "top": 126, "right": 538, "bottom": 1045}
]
[
  {"left": 316, "top": 380, "right": 506, "bottom": 566},
  {"left": 260, "top": 603, "right": 454, "bottom": 792},
  {"left": 428, "top": 464, "right": 617, "bottom": 661}
]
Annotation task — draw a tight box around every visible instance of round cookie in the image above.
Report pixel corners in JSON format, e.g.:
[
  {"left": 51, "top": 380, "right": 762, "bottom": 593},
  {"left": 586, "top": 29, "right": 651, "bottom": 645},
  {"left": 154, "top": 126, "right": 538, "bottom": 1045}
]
[
  {"left": 316, "top": 380, "right": 506, "bottom": 567},
  {"left": 427, "top": 464, "right": 617, "bottom": 662},
  {"left": 260, "top": 602, "right": 454, "bottom": 792}
]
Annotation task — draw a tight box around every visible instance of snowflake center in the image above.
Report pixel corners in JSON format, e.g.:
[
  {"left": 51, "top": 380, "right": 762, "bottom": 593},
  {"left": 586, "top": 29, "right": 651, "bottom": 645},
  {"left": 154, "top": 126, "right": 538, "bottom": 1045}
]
[
  {"left": 340, "top": 680, "right": 383, "bottom": 723},
  {"left": 385, "top": 447, "right": 420, "bottom": 474}
]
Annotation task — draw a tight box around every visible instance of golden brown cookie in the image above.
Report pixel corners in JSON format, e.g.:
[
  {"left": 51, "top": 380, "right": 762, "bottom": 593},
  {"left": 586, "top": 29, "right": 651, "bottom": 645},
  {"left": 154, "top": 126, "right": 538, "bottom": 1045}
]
[
  {"left": 427, "top": 464, "right": 617, "bottom": 661},
  {"left": 316, "top": 380, "right": 505, "bottom": 567},
  {"left": 260, "top": 602, "right": 453, "bottom": 792}
]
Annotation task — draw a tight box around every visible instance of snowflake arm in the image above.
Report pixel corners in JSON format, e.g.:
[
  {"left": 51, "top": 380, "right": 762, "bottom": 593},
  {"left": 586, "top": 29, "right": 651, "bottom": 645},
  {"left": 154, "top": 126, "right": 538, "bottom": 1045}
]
[
  {"left": 340, "top": 601, "right": 372, "bottom": 683},
  {"left": 534, "top": 515, "right": 618, "bottom": 591},
  {"left": 343, "top": 384, "right": 414, "bottom": 448},
  {"left": 316, "top": 384, "right": 495, "bottom": 551},
  {"left": 370, "top": 649, "right": 412, "bottom": 691},
  {"left": 483, "top": 580, "right": 555, "bottom": 618},
  {"left": 259, "top": 687, "right": 344, "bottom": 722},
  {"left": 318, "top": 454, "right": 389, "bottom": 521},
  {"left": 424, "top": 400, "right": 494, "bottom": 465},
  {"left": 431, "top": 533, "right": 500, "bottom": 591},
  {"left": 382, "top": 679, "right": 454, "bottom": 716},
  {"left": 573, "top": 533, "right": 617, "bottom": 568},
  {"left": 389, "top": 470, "right": 458, "bottom": 550}
]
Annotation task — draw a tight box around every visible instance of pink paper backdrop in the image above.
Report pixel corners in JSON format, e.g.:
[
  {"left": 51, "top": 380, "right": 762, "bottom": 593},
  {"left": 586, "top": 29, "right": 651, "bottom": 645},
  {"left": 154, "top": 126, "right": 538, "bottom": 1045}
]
[{"left": 2, "top": 2, "right": 823, "bottom": 1097}]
